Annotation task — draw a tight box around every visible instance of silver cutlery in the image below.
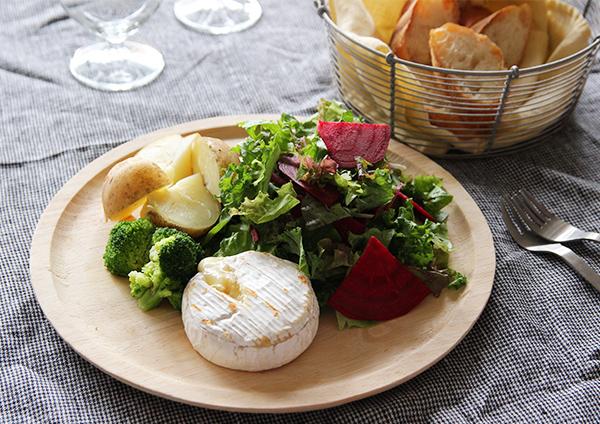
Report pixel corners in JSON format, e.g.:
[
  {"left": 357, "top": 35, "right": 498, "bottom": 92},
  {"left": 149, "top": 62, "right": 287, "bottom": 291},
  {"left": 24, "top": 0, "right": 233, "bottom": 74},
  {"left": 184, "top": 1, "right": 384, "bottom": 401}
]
[
  {"left": 502, "top": 197, "right": 600, "bottom": 293},
  {"left": 509, "top": 189, "right": 600, "bottom": 243}
]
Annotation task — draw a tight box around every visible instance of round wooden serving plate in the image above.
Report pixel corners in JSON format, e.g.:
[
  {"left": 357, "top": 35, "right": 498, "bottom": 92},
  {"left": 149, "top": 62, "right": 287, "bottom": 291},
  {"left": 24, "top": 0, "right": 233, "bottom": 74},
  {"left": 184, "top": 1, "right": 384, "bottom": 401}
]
[{"left": 30, "top": 115, "right": 495, "bottom": 413}]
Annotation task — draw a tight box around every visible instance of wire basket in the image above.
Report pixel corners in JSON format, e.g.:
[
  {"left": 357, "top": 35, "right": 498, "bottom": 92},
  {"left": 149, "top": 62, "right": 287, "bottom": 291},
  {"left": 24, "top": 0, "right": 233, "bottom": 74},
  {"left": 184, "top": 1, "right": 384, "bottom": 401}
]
[{"left": 317, "top": 0, "right": 600, "bottom": 157}]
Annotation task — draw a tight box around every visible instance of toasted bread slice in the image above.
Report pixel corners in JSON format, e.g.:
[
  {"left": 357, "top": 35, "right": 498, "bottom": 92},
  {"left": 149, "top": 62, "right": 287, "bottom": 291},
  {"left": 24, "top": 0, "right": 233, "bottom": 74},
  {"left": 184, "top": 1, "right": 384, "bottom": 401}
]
[
  {"left": 471, "top": 4, "right": 532, "bottom": 66},
  {"left": 428, "top": 24, "right": 504, "bottom": 141},
  {"left": 391, "top": 0, "right": 460, "bottom": 65},
  {"left": 430, "top": 23, "right": 505, "bottom": 70},
  {"left": 460, "top": 5, "right": 491, "bottom": 27}
]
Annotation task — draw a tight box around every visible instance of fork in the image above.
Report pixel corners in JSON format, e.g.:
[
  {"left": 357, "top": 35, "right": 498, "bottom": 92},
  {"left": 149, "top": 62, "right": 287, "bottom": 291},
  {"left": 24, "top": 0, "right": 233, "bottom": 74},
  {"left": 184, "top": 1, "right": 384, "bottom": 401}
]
[
  {"left": 509, "top": 189, "right": 600, "bottom": 243},
  {"left": 502, "top": 197, "right": 600, "bottom": 292}
]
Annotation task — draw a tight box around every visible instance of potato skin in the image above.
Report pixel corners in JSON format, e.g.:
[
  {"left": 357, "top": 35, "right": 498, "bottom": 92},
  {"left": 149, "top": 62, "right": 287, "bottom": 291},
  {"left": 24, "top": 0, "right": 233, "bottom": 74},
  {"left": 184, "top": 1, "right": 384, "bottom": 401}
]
[
  {"left": 102, "top": 157, "right": 170, "bottom": 221},
  {"left": 203, "top": 137, "right": 240, "bottom": 168}
]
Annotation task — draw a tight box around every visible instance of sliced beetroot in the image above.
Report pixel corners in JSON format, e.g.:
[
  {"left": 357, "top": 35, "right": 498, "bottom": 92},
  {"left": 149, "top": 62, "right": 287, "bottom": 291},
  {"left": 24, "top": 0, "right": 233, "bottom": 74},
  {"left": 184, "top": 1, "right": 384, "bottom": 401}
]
[
  {"left": 395, "top": 191, "right": 436, "bottom": 222},
  {"left": 333, "top": 217, "right": 366, "bottom": 241},
  {"left": 318, "top": 121, "right": 391, "bottom": 168},
  {"left": 278, "top": 161, "right": 340, "bottom": 207},
  {"left": 327, "top": 236, "right": 431, "bottom": 321}
]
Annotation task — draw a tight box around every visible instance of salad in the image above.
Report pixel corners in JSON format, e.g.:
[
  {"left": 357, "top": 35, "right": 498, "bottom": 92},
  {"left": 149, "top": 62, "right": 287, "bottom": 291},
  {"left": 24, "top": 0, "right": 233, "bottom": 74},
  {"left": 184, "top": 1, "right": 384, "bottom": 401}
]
[{"left": 102, "top": 100, "right": 466, "bottom": 330}]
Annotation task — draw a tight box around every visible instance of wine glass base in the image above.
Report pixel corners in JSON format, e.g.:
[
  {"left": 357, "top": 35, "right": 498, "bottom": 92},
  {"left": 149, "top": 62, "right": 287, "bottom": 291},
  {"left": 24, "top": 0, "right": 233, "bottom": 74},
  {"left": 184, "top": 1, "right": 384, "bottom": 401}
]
[
  {"left": 174, "top": 0, "right": 262, "bottom": 35},
  {"left": 69, "top": 41, "right": 165, "bottom": 91}
]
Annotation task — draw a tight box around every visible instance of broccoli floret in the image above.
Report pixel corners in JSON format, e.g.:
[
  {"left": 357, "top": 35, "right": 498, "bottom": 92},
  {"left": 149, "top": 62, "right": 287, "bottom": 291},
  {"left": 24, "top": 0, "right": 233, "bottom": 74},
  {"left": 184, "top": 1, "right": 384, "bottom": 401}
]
[
  {"left": 151, "top": 227, "right": 182, "bottom": 245},
  {"left": 128, "top": 232, "right": 201, "bottom": 311},
  {"left": 103, "top": 218, "right": 155, "bottom": 276},
  {"left": 151, "top": 234, "right": 199, "bottom": 282},
  {"left": 129, "top": 262, "right": 183, "bottom": 311}
]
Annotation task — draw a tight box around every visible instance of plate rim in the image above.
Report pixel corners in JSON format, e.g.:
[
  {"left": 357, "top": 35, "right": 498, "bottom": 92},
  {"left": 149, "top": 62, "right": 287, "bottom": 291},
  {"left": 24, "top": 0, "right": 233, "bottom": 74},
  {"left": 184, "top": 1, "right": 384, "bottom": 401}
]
[{"left": 30, "top": 115, "right": 495, "bottom": 413}]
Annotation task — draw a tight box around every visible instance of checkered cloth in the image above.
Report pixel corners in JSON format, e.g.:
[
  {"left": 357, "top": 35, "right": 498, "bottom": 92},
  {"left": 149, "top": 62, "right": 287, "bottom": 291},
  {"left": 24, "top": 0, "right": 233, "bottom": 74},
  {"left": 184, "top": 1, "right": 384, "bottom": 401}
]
[{"left": 1, "top": 0, "right": 599, "bottom": 422}]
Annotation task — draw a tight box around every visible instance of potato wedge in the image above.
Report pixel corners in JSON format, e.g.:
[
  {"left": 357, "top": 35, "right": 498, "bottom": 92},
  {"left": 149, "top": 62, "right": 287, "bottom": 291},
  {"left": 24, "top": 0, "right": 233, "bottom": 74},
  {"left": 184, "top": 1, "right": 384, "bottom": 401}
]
[
  {"left": 192, "top": 136, "right": 222, "bottom": 197},
  {"left": 136, "top": 134, "right": 194, "bottom": 183},
  {"left": 142, "top": 174, "right": 221, "bottom": 237},
  {"left": 136, "top": 134, "right": 183, "bottom": 172},
  {"left": 102, "top": 157, "right": 170, "bottom": 221},
  {"left": 203, "top": 137, "right": 239, "bottom": 168},
  {"left": 166, "top": 134, "right": 194, "bottom": 183}
]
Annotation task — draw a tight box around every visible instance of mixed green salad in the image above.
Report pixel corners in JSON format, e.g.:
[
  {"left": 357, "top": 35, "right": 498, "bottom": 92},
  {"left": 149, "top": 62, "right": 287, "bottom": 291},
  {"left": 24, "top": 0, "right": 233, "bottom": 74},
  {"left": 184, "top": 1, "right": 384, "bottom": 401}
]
[{"left": 103, "top": 100, "right": 466, "bottom": 328}]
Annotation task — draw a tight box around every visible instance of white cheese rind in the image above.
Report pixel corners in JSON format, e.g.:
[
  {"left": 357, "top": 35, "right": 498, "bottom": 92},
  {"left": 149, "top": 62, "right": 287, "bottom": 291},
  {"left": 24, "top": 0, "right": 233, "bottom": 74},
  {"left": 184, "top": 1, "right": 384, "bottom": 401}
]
[{"left": 182, "top": 251, "right": 319, "bottom": 371}]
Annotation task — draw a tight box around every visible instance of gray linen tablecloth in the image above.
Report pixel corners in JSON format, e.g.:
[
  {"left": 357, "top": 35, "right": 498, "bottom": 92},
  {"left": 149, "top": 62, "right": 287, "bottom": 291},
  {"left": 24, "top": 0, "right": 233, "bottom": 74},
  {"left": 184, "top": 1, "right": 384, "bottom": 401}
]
[{"left": 1, "top": 0, "right": 599, "bottom": 422}]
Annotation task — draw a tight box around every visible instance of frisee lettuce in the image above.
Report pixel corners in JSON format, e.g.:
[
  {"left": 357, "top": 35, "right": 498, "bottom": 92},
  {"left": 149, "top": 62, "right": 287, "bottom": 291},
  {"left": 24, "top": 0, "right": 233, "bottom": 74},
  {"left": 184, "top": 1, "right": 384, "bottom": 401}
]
[
  {"left": 403, "top": 175, "right": 453, "bottom": 221},
  {"left": 233, "top": 182, "right": 300, "bottom": 225}
]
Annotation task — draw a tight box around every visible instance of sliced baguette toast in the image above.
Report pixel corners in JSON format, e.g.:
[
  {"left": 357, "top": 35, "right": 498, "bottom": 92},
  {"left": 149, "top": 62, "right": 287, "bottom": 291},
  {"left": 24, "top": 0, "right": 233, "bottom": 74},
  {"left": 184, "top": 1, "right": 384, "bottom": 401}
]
[
  {"left": 460, "top": 5, "right": 491, "bottom": 27},
  {"left": 430, "top": 23, "right": 505, "bottom": 71},
  {"left": 471, "top": 4, "right": 532, "bottom": 66},
  {"left": 428, "top": 23, "right": 505, "bottom": 141},
  {"left": 391, "top": 0, "right": 460, "bottom": 65}
]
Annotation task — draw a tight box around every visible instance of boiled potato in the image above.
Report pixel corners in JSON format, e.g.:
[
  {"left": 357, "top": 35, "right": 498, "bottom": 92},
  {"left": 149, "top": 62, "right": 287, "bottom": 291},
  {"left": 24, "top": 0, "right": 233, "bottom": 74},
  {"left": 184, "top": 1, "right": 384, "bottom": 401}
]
[
  {"left": 142, "top": 173, "right": 221, "bottom": 237},
  {"left": 135, "top": 134, "right": 194, "bottom": 183},
  {"left": 135, "top": 134, "right": 182, "bottom": 171},
  {"left": 192, "top": 137, "right": 221, "bottom": 197},
  {"left": 165, "top": 134, "right": 194, "bottom": 183},
  {"left": 102, "top": 157, "right": 170, "bottom": 221},
  {"left": 204, "top": 137, "right": 239, "bottom": 168}
]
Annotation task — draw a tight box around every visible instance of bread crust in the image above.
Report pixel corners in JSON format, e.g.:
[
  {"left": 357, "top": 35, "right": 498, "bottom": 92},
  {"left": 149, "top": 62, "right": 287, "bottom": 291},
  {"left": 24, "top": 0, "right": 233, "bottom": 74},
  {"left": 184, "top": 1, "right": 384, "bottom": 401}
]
[
  {"left": 460, "top": 5, "right": 491, "bottom": 27},
  {"left": 430, "top": 23, "right": 505, "bottom": 70},
  {"left": 471, "top": 4, "right": 532, "bottom": 66},
  {"left": 428, "top": 23, "right": 505, "bottom": 139},
  {"left": 391, "top": 0, "right": 460, "bottom": 65}
]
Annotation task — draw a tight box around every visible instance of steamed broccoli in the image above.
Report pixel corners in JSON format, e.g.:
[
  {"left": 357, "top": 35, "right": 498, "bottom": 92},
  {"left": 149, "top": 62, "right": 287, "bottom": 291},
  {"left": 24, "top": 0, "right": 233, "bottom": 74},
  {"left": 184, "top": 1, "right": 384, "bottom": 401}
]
[
  {"left": 128, "top": 233, "right": 201, "bottom": 311},
  {"left": 152, "top": 234, "right": 200, "bottom": 282},
  {"left": 129, "top": 261, "right": 183, "bottom": 311},
  {"left": 151, "top": 227, "right": 182, "bottom": 245},
  {"left": 103, "top": 218, "right": 155, "bottom": 276}
]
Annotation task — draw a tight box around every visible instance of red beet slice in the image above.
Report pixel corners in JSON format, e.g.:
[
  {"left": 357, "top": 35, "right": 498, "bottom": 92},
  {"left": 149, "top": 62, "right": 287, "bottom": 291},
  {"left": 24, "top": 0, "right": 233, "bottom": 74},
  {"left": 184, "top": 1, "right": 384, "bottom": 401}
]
[
  {"left": 318, "top": 121, "right": 391, "bottom": 168},
  {"left": 278, "top": 161, "right": 340, "bottom": 207},
  {"left": 327, "top": 237, "right": 431, "bottom": 321}
]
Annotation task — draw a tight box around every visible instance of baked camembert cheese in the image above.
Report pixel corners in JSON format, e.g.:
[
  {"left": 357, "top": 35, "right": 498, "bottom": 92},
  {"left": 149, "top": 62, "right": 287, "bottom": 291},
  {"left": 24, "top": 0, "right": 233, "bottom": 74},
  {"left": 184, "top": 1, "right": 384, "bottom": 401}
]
[{"left": 182, "top": 251, "right": 319, "bottom": 371}]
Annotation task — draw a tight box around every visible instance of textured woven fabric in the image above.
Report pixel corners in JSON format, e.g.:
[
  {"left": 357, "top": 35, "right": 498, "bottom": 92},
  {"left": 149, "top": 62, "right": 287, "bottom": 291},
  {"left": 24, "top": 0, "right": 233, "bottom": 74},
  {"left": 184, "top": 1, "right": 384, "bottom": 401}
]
[{"left": 1, "top": 0, "right": 599, "bottom": 422}]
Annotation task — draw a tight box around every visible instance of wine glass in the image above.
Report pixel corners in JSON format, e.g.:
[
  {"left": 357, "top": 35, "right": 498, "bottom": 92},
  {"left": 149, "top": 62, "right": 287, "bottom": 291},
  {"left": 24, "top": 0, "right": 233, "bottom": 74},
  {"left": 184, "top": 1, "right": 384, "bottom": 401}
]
[
  {"left": 174, "top": 0, "right": 262, "bottom": 35},
  {"left": 61, "top": 0, "right": 164, "bottom": 91}
]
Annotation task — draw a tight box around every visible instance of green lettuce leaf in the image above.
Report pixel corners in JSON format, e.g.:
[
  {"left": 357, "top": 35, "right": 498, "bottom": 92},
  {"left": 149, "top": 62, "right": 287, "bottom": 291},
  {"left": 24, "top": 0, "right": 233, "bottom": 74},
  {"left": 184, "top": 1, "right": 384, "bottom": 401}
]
[
  {"left": 300, "top": 196, "right": 351, "bottom": 231},
  {"left": 333, "top": 168, "right": 395, "bottom": 212},
  {"left": 403, "top": 175, "right": 453, "bottom": 218},
  {"left": 448, "top": 269, "right": 467, "bottom": 290},
  {"left": 348, "top": 227, "right": 395, "bottom": 250},
  {"left": 277, "top": 227, "right": 309, "bottom": 275},
  {"left": 220, "top": 114, "right": 303, "bottom": 212},
  {"left": 234, "top": 182, "right": 300, "bottom": 225},
  {"left": 215, "top": 221, "right": 254, "bottom": 257},
  {"left": 386, "top": 202, "right": 452, "bottom": 269},
  {"left": 336, "top": 312, "right": 378, "bottom": 330},
  {"left": 317, "top": 99, "right": 364, "bottom": 123}
]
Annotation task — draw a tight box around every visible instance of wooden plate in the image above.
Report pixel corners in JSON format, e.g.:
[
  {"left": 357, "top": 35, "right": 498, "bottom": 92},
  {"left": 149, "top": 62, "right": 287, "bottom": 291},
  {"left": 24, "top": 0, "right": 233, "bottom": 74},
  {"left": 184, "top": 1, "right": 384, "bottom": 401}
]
[{"left": 30, "top": 115, "right": 495, "bottom": 413}]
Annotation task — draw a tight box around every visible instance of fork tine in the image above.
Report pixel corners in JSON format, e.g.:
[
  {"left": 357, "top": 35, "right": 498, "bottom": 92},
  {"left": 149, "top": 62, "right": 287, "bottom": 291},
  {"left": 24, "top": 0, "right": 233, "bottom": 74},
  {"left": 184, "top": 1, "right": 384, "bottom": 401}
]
[
  {"left": 511, "top": 194, "right": 545, "bottom": 229},
  {"left": 501, "top": 197, "right": 525, "bottom": 244},
  {"left": 514, "top": 192, "right": 547, "bottom": 225},
  {"left": 519, "top": 189, "right": 554, "bottom": 221}
]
